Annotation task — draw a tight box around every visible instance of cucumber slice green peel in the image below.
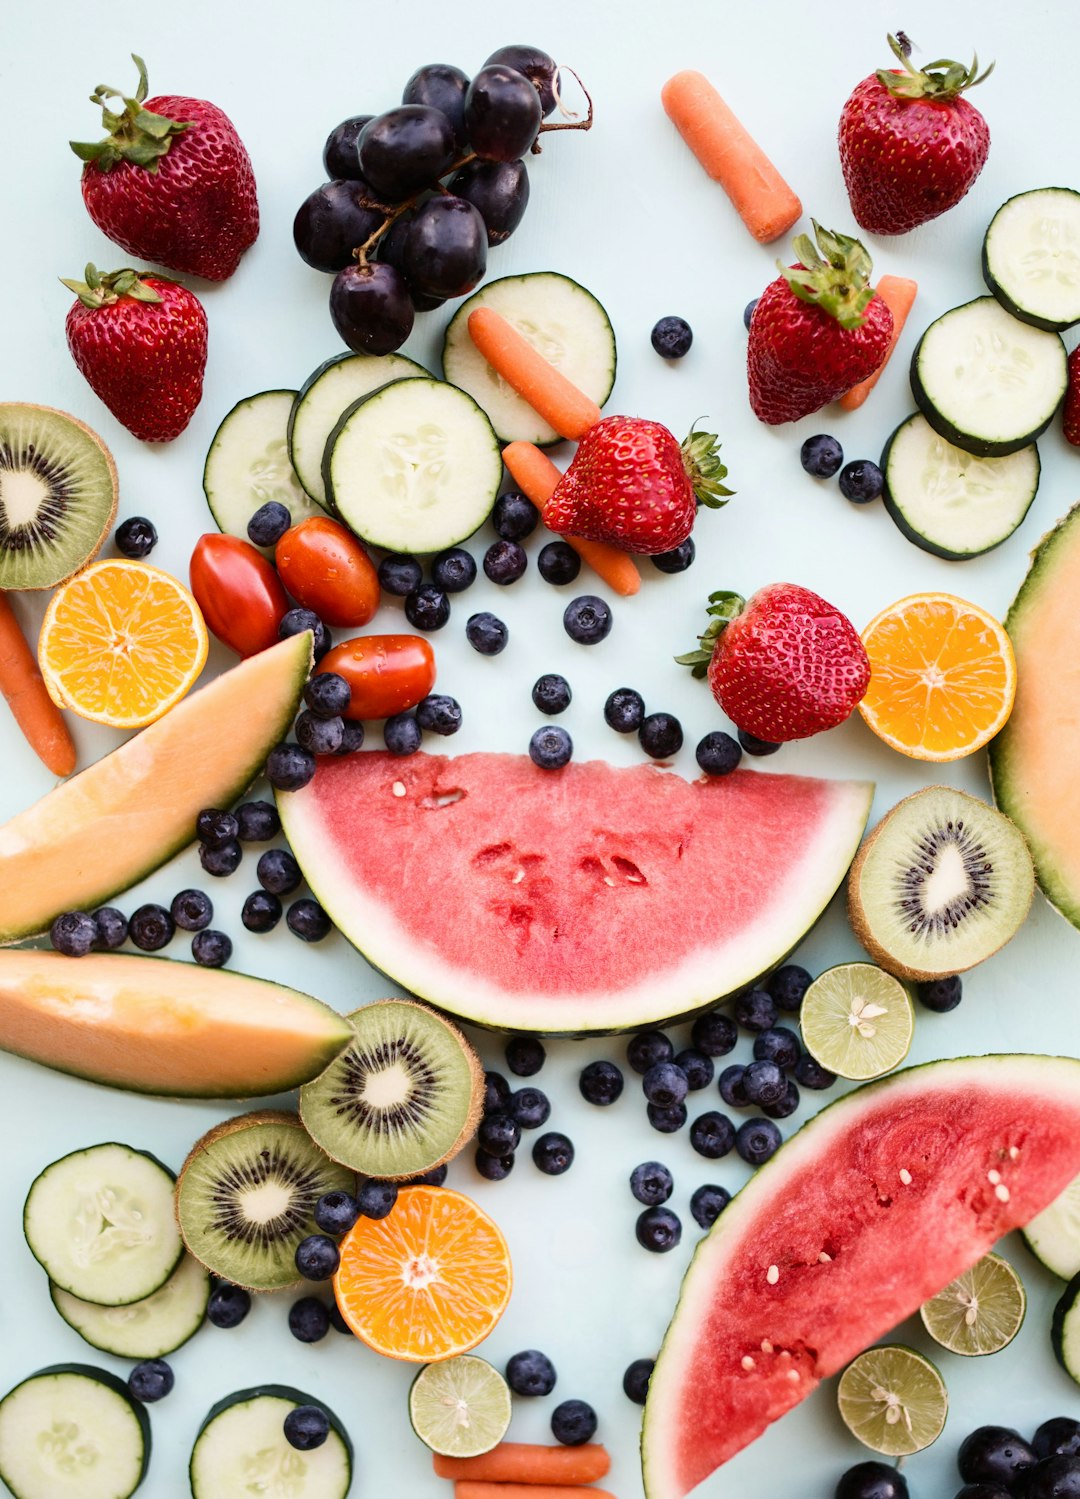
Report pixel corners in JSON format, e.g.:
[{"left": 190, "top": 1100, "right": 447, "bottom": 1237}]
[
  {"left": 983, "top": 188, "right": 1080, "bottom": 332},
  {"left": 49, "top": 1254, "right": 210, "bottom": 1359},
  {"left": 0, "top": 1363, "right": 150, "bottom": 1499},
  {"left": 203, "top": 390, "right": 324, "bottom": 550},
  {"left": 1024, "top": 1169, "right": 1080, "bottom": 1279},
  {"left": 1052, "top": 1272, "right": 1080, "bottom": 1387}
]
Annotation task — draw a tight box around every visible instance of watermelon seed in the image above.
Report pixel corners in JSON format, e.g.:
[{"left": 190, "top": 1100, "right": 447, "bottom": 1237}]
[
  {"left": 1009, "top": 1146, "right": 1020, "bottom": 1159},
  {"left": 995, "top": 1183, "right": 1011, "bottom": 1202},
  {"left": 766, "top": 1264, "right": 780, "bottom": 1285},
  {"left": 819, "top": 1251, "right": 833, "bottom": 1263},
  {"left": 760, "top": 1339, "right": 773, "bottom": 1353},
  {"left": 741, "top": 1356, "right": 755, "bottom": 1371},
  {"left": 987, "top": 1168, "right": 1001, "bottom": 1184},
  {"left": 787, "top": 1369, "right": 800, "bottom": 1383},
  {"left": 899, "top": 1169, "right": 913, "bottom": 1185},
  {"left": 392, "top": 781, "right": 406, "bottom": 797}
]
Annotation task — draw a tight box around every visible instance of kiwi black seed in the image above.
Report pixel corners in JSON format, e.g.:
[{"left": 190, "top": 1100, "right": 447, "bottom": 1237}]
[
  {"left": 0, "top": 404, "right": 118, "bottom": 589},
  {"left": 848, "top": 785, "right": 1035, "bottom": 981},
  {"left": 299, "top": 999, "right": 484, "bottom": 1180},
  {"left": 175, "top": 1111, "right": 354, "bottom": 1291}
]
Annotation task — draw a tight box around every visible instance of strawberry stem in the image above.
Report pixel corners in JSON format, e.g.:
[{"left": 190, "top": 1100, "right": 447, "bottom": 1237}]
[
  {"left": 59, "top": 264, "right": 163, "bottom": 309},
  {"left": 681, "top": 427, "right": 734, "bottom": 508},
  {"left": 877, "top": 33, "right": 994, "bottom": 100},
  {"left": 779, "top": 220, "right": 875, "bottom": 330},
  {"left": 675, "top": 591, "right": 745, "bottom": 677},
  {"left": 70, "top": 55, "right": 192, "bottom": 173}
]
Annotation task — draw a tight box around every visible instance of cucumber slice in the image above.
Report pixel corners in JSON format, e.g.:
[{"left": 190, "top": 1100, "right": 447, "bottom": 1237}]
[
  {"left": 983, "top": 188, "right": 1080, "bottom": 331},
  {"left": 881, "top": 412, "right": 1040, "bottom": 560},
  {"left": 1023, "top": 1170, "right": 1080, "bottom": 1279},
  {"left": 204, "top": 390, "right": 324, "bottom": 547},
  {"left": 190, "top": 1386, "right": 352, "bottom": 1498},
  {"left": 1052, "top": 1272, "right": 1080, "bottom": 1386},
  {"left": 324, "top": 378, "right": 501, "bottom": 553},
  {"left": 288, "top": 352, "right": 428, "bottom": 507},
  {"left": 50, "top": 1254, "right": 210, "bottom": 1359},
  {"left": 0, "top": 1364, "right": 150, "bottom": 1498},
  {"left": 910, "top": 296, "right": 1067, "bottom": 457},
  {"left": 24, "top": 1143, "right": 182, "bottom": 1306},
  {"left": 442, "top": 271, "right": 616, "bottom": 445}
]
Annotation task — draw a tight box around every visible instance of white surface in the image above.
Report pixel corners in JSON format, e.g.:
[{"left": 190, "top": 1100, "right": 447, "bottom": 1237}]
[{"left": 2, "top": 2, "right": 1080, "bottom": 1496}]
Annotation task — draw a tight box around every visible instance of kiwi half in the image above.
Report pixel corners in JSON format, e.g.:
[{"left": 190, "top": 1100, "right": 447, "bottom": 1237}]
[
  {"left": 175, "top": 1111, "right": 354, "bottom": 1292},
  {"left": 0, "top": 404, "right": 118, "bottom": 589},
  {"left": 299, "top": 1000, "right": 484, "bottom": 1180},
  {"left": 848, "top": 785, "right": 1035, "bottom": 981}
]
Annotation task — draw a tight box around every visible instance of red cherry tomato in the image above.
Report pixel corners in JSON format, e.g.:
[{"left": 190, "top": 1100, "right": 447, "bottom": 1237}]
[
  {"left": 317, "top": 635, "right": 436, "bottom": 719},
  {"left": 189, "top": 533, "right": 289, "bottom": 658},
  {"left": 275, "top": 517, "right": 380, "bottom": 628}
]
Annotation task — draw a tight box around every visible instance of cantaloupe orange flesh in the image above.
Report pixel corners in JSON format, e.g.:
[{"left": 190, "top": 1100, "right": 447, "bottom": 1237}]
[{"left": 0, "top": 949, "right": 353, "bottom": 1097}]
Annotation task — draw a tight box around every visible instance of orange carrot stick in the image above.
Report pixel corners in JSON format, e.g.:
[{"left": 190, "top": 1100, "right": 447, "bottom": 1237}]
[
  {"left": 501, "top": 442, "right": 641, "bottom": 598},
  {"left": 467, "top": 307, "right": 602, "bottom": 442},
  {"left": 839, "top": 274, "right": 919, "bottom": 410},
  {"left": 435, "top": 1442, "right": 611, "bottom": 1484},
  {"left": 0, "top": 593, "right": 76, "bottom": 777},
  {"left": 454, "top": 1485, "right": 616, "bottom": 1499},
  {"left": 661, "top": 70, "right": 802, "bottom": 243}
]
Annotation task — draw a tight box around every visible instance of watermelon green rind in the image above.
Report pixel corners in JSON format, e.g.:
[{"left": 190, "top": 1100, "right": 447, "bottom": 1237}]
[{"left": 642, "top": 1053, "right": 1080, "bottom": 1499}]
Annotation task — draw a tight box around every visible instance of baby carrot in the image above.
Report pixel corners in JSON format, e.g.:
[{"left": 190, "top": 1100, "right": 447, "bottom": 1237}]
[
  {"left": 501, "top": 442, "right": 641, "bottom": 598},
  {"left": 661, "top": 70, "right": 802, "bottom": 243},
  {"left": 0, "top": 593, "right": 75, "bottom": 777},
  {"left": 435, "top": 1442, "right": 611, "bottom": 1484},
  {"left": 454, "top": 1485, "right": 616, "bottom": 1499},
  {"left": 467, "top": 306, "right": 602, "bottom": 442},
  {"left": 839, "top": 274, "right": 919, "bottom": 410}
]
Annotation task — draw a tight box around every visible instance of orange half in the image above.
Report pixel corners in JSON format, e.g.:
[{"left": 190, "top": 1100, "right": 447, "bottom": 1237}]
[
  {"left": 39, "top": 559, "right": 208, "bottom": 729},
  {"left": 858, "top": 592, "right": 1016, "bottom": 762},
  {"left": 333, "top": 1186, "right": 512, "bottom": 1363}
]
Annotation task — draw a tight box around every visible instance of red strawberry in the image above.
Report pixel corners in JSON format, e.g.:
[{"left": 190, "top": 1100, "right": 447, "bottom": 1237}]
[
  {"left": 70, "top": 55, "right": 258, "bottom": 282},
  {"left": 747, "top": 221, "right": 893, "bottom": 425},
  {"left": 839, "top": 34, "right": 992, "bottom": 235},
  {"left": 1065, "top": 346, "right": 1080, "bottom": 447},
  {"left": 678, "top": 584, "right": 870, "bottom": 743},
  {"left": 544, "top": 417, "right": 732, "bottom": 555},
  {"left": 63, "top": 265, "right": 208, "bottom": 442}
]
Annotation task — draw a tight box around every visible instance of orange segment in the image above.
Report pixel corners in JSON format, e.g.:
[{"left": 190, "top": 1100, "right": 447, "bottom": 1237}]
[
  {"left": 39, "top": 559, "right": 208, "bottom": 729},
  {"left": 333, "top": 1186, "right": 512, "bottom": 1363},
  {"left": 859, "top": 592, "right": 1016, "bottom": 762}
]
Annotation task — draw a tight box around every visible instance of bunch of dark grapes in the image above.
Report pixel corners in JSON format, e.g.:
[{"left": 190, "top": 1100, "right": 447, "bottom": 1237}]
[{"left": 292, "top": 45, "right": 590, "bottom": 355}]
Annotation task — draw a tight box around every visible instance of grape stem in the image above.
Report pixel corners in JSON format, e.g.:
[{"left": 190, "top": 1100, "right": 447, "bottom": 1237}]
[{"left": 532, "top": 67, "right": 594, "bottom": 152}]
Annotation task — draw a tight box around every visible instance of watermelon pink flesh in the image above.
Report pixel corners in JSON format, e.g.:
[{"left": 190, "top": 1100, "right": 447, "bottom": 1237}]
[
  {"left": 278, "top": 750, "right": 873, "bottom": 1033},
  {"left": 642, "top": 1053, "right": 1080, "bottom": 1499}
]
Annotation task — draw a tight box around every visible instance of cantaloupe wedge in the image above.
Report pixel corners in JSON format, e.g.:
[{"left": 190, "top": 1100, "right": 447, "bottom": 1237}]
[
  {"left": 0, "top": 949, "right": 353, "bottom": 1097},
  {"left": 0, "top": 633, "right": 311, "bottom": 943}
]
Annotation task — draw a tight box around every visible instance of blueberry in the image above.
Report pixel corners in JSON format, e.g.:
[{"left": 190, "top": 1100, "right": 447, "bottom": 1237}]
[
  {"left": 695, "top": 730, "right": 741, "bottom": 776},
  {"left": 191, "top": 929, "right": 232, "bottom": 967},
  {"left": 383, "top": 712, "right": 422, "bottom": 756},
  {"left": 295, "top": 710, "right": 345, "bottom": 756},
  {"left": 478, "top": 1113, "right": 521, "bottom": 1156},
  {"left": 647, "top": 1102, "right": 688, "bottom": 1133},
  {"left": 563, "top": 594, "right": 612, "bottom": 645},
  {"left": 288, "top": 1296, "right": 330, "bottom": 1343},
  {"left": 918, "top": 976, "right": 963, "bottom": 1012},
  {"left": 484, "top": 539, "right": 528, "bottom": 585},
  {"left": 630, "top": 1161, "right": 673, "bottom": 1206},
  {"left": 636, "top": 1206, "right": 682, "bottom": 1253},
  {"left": 742, "top": 298, "right": 758, "bottom": 330},
  {"left": 652, "top": 538, "right": 696, "bottom": 574},
  {"left": 283, "top": 1405, "right": 330, "bottom": 1452},
  {"left": 794, "top": 1051, "right": 836, "bottom": 1090},
  {"left": 627, "top": 1031, "right": 673, "bottom": 1074},
  {"left": 839, "top": 460, "right": 884, "bottom": 504},
  {"left": 533, "top": 1131, "right": 574, "bottom": 1175},
  {"left": 643, "top": 1061, "right": 689, "bottom": 1108},
  {"left": 763, "top": 1080, "right": 800, "bottom": 1119},
  {"left": 483, "top": 1071, "right": 512, "bottom": 1113},
  {"left": 718, "top": 1064, "right": 749, "bottom": 1109},
  {"left": 235, "top": 800, "right": 281, "bottom": 842},
  {"left": 532, "top": 673, "right": 572, "bottom": 714},
  {"left": 537, "top": 541, "right": 581, "bottom": 586},
  {"left": 734, "top": 989, "right": 777, "bottom": 1032},
  {"left": 691, "top": 1011, "right": 738, "bottom": 1058},
  {"left": 197, "top": 808, "right": 239, "bottom": 846},
  {"left": 128, "top": 903, "right": 175, "bottom": 952},
  {"left": 287, "top": 898, "right": 332, "bottom": 942},
  {"left": 314, "top": 1191, "right": 360, "bottom": 1236},
  {"left": 834, "top": 1461, "right": 910, "bottom": 1499},
  {"left": 639, "top": 712, "right": 683, "bottom": 759},
  {"left": 266, "top": 743, "right": 316, "bottom": 791},
  {"left": 651, "top": 315, "right": 693, "bottom": 359},
  {"left": 207, "top": 1282, "right": 250, "bottom": 1328},
  {"left": 466, "top": 611, "right": 509, "bottom": 655},
  {"left": 337, "top": 720, "right": 366, "bottom": 756},
  {"left": 604, "top": 687, "right": 645, "bottom": 733},
  {"left": 294, "top": 1234, "right": 340, "bottom": 1280},
  {"left": 743, "top": 1060, "right": 787, "bottom": 1107},
  {"left": 416, "top": 694, "right": 463, "bottom": 735},
  {"left": 953, "top": 1488, "right": 1010, "bottom": 1499},
  {"left": 431, "top": 547, "right": 477, "bottom": 593},
  {"left": 475, "top": 1148, "right": 515, "bottom": 1180},
  {"left": 279, "top": 608, "right": 331, "bottom": 661},
  {"left": 242, "top": 890, "right": 282, "bottom": 933},
  {"left": 690, "top": 1183, "right": 732, "bottom": 1229},
  {"left": 674, "top": 1049, "right": 714, "bottom": 1091},
  {"left": 127, "top": 1358, "right": 174, "bottom": 1403},
  {"left": 768, "top": 964, "right": 812, "bottom": 1012},
  {"left": 737, "top": 729, "right": 781, "bottom": 756},
  {"left": 92, "top": 906, "right": 128, "bottom": 950},
  {"left": 407, "top": 1164, "right": 448, "bottom": 1187},
  {"left": 753, "top": 1027, "right": 801, "bottom": 1071},
  {"left": 357, "top": 1180, "right": 398, "bottom": 1219},
  {"left": 735, "top": 1117, "right": 782, "bottom": 1165},
  {"left": 958, "top": 1427, "right": 1037, "bottom": 1489},
  {"left": 505, "top": 1349, "right": 556, "bottom": 1397},
  {"left": 529, "top": 725, "right": 573, "bottom": 769},
  {"left": 800, "top": 434, "right": 844, "bottom": 479},
  {"left": 509, "top": 1087, "right": 551, "bottom": 1130},
  {"left": 1024, "top": 1457, "right": 1080, "bottom": 1499},
  {"left": 1034, "top": 1419, "right": 1080, "bottom": 1460},
  {"left": 506, "top": 1036, "right": 545, "bottom": 1076},
  {"left": 50, "top": 910, "right": 99, "bottom": 957},
  {"left": 579, "top": 1060, "right": 624, "bottom": 1106},
  {"left": 304, "top": 673, "right": 352, "bottom": 721},
  {"left": 199, "top": 838, "right": 243, "bottom": 878},
  {"left": 257, "top": 848, "right": 302, "bottom": 895},
  {"left": 551, "top": 1398, "right": 597, "bottom": 1446},
  {"left": 115, "top": 515, "right": 157, "bottom": 558},
  {"left": 492, "top": 490, "right": 540, "bottom": 541},
  {"left": 328, "top": 1302, "right": 352, "bottom": 1335},
  {"left": 623, "top": 1358, "right": 655, "bottom": 1405},
  {"left": 405, "top": 584, "right": 451, "bottom": 630},
  {"left": 247, "top": 501, "right": 292, "bottom": 548},
  {"left": 378, "top": 554, "right": 423, "bottom": 596},
  {"left": 689, "top": 1111, "right": 735, "bottom": 1159}
]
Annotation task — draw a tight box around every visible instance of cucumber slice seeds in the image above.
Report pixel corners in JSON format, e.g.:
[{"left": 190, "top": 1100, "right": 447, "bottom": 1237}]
[
  {"left": 203, "top": 390, "right": 324, "bottom": 548},
  {"left": 190, "top": 1386, "right": 351, "bottom": 1499},
  {"left": 983, "top": 188, "right": 1080, "bottom": 331}
]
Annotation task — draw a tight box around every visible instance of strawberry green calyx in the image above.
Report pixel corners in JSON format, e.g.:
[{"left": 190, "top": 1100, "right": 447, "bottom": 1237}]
[
  {"left": 780, "top": 220, "right": 876, "bottom": 330},
  {"left": 70, "top": 55, "right": 192, "bottom": 171},
  {"left": 59, "top": 264, "right": 163, "bottom": 310},
  {"left": 878, "top": 32, "right": 994, "bottom": 101},
  {"left": 681, "top": 427, "right": 734, "bottom": 509},
  {"left": 675, "top": 591, "right": 745, "bottom": 677}
]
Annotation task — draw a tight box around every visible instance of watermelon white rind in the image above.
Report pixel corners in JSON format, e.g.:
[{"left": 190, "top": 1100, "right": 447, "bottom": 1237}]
[
  {"left": 641, "top": 1053, "right": 1080, "bottom": 1499},
  {"left": 277, "top": 750, "right": 873, "bottom": 1035}
]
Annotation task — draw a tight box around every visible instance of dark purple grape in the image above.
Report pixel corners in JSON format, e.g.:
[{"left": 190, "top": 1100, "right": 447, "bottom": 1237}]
[
  {"left": 358, "top": 106, "right": 456, "bottom": 201},
  {"left": 377, "top": 212, "right": 445, "bottom": 312},
  {"left": 465, "top": 65, "right": 542, "bottom": 162},
  {"left": 293, "top": 181, "right": 385, "bottom": 274},
  {"left": 402, "top": 64, "right": 470, "bottom": 150},
  {"left": 329, "top": 262, "right": 414, "bottom": 355},
  {"left": 449, "top": 159, "right": 529, "bottom": 245},
  {"left": 403, "top": 196, "right": 487, "bottom": 300},
  {"left": 322, "top": 115, "right": 373, "bottom": 180},
  {"left": 484, "top": 44, "right": 559, "bottom": 116}
]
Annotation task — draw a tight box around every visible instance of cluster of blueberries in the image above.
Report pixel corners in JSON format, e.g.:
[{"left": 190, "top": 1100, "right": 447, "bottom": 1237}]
[
  {"left": 837, "top": 1415, "right": 1080, "bottom": 1499},
  {"left": 503, "top": 1349, "right": 599, "bottom": 1446},
  {"left": 475, "top": 1035, "right": 573, "bottom": 1179}
]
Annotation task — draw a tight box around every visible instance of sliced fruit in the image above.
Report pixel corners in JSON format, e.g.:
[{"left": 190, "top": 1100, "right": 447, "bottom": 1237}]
[
  {"left": 50, "top": 1254, "right": 210, "bottom": 1359},
  {"left": 919, "top": 1251, "right": 1026, "bottom": 1356},
  {"left": 333, "top": 1185, "right": 512, "bottom": 1362},
  {"left": 0, "top": 404, "right": 118, "bottom": 590},
  {"left": 203, "top": 390, "right": 322, "bottom": 547},
  {"left": 300, "top": 999, "right": 483, "bottom": 1179},
  {"left": 640, "top": 1053, "right": 1080, "bottom": 1499},
  {"left": 190, "top": 1386, "right": 351, "bottom": 1499},
  {"left": 837, "top": 1345, "right": 948, "bottom": 1456},
  {"left": 0, "top": 631, "right": 310, "bottom": 943},
  {"left": 278, "top": 750, "right": 873, "bottom": 1034},
  {"left": 1053, "top": 1274, "right": 1080, "bottom": 1388},
  {"left": 176, "top": 1111, "right": 354, "bottom": 1292},
  {"left": 847, "top": 785, "right": 1035, "bottom": 981},
  {"left": 799, "top": 962, "right": 913, "bottom": 1081},
  {"left": 0, "top": 1364, "right": 150, "bottom": 1499},
  {"left": 1023, "top": 1170, "right": 1080, "bottom": 1279},
  {"left": 983, "top": 188, "right": 1080, "bottom": 331},
  {"left": 858, "top": 592, "right": 1016, "bottom": 762},
  {"left": 409, "top": 1355, "right": 512, "bottom": 1457}
]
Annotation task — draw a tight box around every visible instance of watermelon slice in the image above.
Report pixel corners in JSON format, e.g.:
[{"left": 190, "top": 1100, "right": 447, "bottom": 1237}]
[
  {"left": 641, "top": 1053, "right": 1080, "bottom": 1499},
  {"left": 278, "top": 750, "right": 873, "bottom": 1034}
]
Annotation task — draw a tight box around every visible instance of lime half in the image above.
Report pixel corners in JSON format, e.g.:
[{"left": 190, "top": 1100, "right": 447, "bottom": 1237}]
[
  {"left": 801, "top": 962, "right": 914, "bottom": 1080},
  {"left": 409, "top": 1354, "right": 511, "bottom": 1458},
  {"left": 837, "top": 1344, "right": 948, "bottom": 1456},
  {"left": 920, "top": 1252, "right": 1026, "bottom": 1357}
]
